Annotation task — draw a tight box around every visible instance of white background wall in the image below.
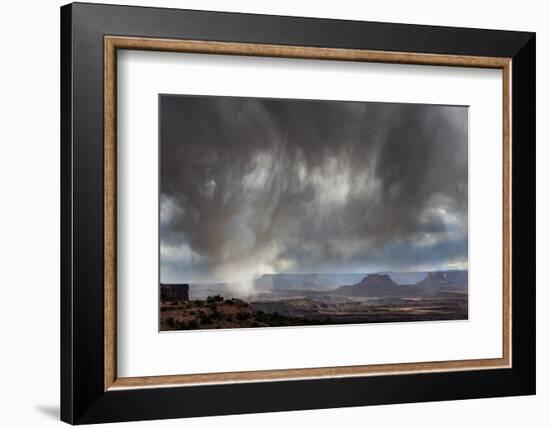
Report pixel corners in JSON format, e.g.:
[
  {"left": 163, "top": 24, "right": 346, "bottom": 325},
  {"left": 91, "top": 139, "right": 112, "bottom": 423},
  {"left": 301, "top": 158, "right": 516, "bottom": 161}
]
[{"left": 0, "top": 0, "right": 546, "bottom": 426}]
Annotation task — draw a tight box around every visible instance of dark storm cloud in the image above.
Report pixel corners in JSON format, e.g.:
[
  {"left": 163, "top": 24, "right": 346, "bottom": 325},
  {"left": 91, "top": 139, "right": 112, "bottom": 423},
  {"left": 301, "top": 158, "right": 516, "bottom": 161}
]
[{"left": 159, "top": 95, "right": 468, "bottom": 283}]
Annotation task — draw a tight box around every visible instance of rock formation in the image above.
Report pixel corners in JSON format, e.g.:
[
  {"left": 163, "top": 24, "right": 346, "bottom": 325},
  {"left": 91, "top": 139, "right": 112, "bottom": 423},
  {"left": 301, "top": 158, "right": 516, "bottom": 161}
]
[
  {"left": 332, "top": 271, "right": 467, "bottom": 297},
  {"left": 334, "top": 274, "right": 402, "bottom": 297},
  {"left": 160, "top": 283, "right": 189, "bottom": 302}
]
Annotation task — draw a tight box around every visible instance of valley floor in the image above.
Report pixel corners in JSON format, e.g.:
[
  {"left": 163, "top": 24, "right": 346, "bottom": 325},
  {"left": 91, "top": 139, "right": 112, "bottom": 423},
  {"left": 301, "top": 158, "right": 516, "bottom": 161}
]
[{"left": 160, "top": 294, "right": 468, "bottom": 331}]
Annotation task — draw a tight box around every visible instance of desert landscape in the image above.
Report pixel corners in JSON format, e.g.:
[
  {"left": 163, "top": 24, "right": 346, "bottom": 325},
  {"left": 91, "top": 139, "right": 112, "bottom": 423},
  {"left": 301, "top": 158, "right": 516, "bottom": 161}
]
[
  {"left": 160, "top": 270, "right": 468, "bottom": 331},
  {"left": 159, "top": 95, "right": 469, "bottom": 332}
]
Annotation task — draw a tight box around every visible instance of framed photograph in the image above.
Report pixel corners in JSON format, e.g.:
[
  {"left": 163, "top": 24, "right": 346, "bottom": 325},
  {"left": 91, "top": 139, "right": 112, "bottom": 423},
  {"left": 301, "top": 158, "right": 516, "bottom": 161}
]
[{"left": 61, "top": 2, "right": 535, "bottom": 424}]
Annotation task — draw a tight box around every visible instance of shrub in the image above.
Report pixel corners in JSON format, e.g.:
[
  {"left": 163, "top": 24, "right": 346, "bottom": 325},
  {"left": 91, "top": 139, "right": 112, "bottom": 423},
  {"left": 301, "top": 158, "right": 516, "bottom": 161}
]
[
  {"left": 187, "top": 319, "right": 198, "bottom": 329},
  {"left": 166, "top": 317, "right": 176, "bottom": 328},
  {"left": 210, "top": 310, "right": 223, "bottom": 320},
  {"left": 236, "top": 311, "right": 250, "bottom": 321},
  {"left": 198, "top": 312, "right": 212, "bottom": 325},
  {"left": 206, "top": 295, "right": 224, "bottom": 304}
]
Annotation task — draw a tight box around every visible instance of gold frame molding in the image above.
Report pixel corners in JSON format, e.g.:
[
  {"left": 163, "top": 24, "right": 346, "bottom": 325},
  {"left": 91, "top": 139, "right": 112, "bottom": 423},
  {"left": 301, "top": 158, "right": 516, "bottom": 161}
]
[{"left": 104, "top": 35, "right": 512, "bottom": 391}]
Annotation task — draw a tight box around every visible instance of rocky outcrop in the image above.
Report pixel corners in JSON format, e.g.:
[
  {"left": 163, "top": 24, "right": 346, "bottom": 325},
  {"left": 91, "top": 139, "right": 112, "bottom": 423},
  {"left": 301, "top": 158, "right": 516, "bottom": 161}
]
[
  {"left": 332, "top": 271, "right": 468, "bottom": 297},
  {"left": 418, "top": 271, "right": 450, "bottom": 286},
  {"left": 441, "top": 270, "right": 468, "bottom": 289},
  {"left": 414, "top": 272, "right": 450, "bottom": 296},
  {"left": 160, "top": 283, "right": 189, "bottom": 302},
  {"left": 416, "top": 272, "right": 467, "bottom": 294},
  {"left": 355, "top": 274, "right": 399, "bottom": 288},
  {"left": 334, "top": 274, "right": 402, "bottom": 297}
]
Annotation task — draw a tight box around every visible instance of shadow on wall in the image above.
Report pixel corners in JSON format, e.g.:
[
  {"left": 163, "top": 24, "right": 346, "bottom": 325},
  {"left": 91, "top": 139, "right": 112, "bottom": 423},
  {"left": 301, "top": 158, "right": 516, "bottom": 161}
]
[{"left": 35, "top": 405, "right": 59, "bottom": 420}]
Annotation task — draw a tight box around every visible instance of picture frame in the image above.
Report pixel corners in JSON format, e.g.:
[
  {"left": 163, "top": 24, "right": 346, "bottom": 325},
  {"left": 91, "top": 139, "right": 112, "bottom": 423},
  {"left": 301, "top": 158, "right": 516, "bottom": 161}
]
[{"left": 60, "top": 2, "right": 535, "bottom": 424}]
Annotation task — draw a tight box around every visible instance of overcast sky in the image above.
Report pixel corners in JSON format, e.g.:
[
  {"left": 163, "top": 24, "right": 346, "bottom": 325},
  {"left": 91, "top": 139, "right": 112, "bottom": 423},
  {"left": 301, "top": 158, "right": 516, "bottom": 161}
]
[{"left": 159, "top": 95, "right": 468, "bottom": 284}]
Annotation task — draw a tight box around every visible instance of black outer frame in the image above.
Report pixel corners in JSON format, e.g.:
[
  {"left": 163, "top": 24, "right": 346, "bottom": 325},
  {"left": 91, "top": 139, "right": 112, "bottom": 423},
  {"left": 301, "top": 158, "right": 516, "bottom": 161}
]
[{"left": 60, "top": 2, "right": 535, "bottom": 424}]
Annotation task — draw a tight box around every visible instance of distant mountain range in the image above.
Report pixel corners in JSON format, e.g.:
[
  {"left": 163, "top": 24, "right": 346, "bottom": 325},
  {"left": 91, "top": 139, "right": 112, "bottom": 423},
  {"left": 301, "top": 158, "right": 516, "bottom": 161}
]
[
  {"left": 254, "top": 273, "right": 364, "bottom": 290},
  {"left": 333, "top": 271, "right": 467, "bottom": 298},
  {"left": 188, "top": 270, "right": 468, "bottom": 299},
  {"left": 254, "top": 270, "right": 467, "bottom": 289}
]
